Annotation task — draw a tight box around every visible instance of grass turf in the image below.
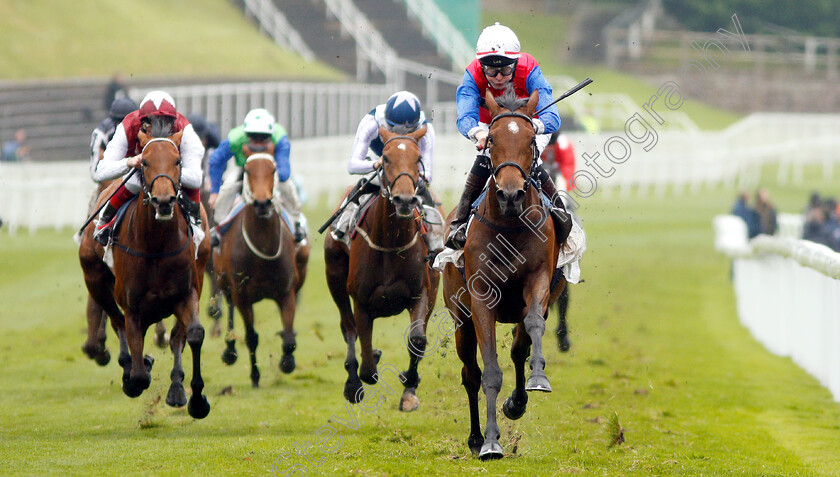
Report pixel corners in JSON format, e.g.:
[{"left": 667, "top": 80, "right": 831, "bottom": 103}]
[{"left": 2, "top": 177, "right": 840, "bottom": 476}]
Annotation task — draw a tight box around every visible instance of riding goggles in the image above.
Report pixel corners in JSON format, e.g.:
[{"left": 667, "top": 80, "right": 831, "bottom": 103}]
[{"left": 482, "top": 64, "right": 514, "bottom": 77}]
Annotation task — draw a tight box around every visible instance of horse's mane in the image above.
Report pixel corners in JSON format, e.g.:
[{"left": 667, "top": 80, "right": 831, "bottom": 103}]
[
  {"left": 146, "top": 115, "right": 175, "bottom": 138},
  {"left": 494, "top": 84, "right": 529, "bottom": 113}
]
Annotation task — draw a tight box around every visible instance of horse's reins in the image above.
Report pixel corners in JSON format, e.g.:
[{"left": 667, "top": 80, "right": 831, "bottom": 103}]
[{"left": 239, "top": 152, "right": 284, "bottom": 260}]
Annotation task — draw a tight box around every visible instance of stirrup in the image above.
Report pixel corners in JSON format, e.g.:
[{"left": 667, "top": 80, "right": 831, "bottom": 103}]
[
  {"left": 293, "top": 223, "right": 306, "bottom": 243},
  {"left": 444, "top": 222, "right": 468, "bottom": 250},
  {"left": 93, "top": 225, "right": 111, "bottom": 246},
  {"left": 210, "top": 229, "right": 221, "bottom": 247}
]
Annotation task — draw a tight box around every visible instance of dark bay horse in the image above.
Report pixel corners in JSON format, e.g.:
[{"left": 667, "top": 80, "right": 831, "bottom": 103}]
[
  {"left": 79, "top": 119, "right": 212, "bottom": 419},
  {"left": 442, "top": 90, "right": 566, "bottom": 459},
  {"left": 324, "top": 126, "right": 441, "bottom": 411},
  {"left": 213, "top": 143, "right": 308, "bottom": 387}
]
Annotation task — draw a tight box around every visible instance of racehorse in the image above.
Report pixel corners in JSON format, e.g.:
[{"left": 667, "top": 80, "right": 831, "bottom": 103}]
[
  {"left": 78, "top": 117, "right": 212, "bottom": 418},
  {"left": 213, "top": 142, "right": 308, "bottom": 387},
  {"left": 442, "top": 89, "right": 567, "bottom": 459},
  {"left": 324, "top": 125, "right": 441, "bottom": 411}
]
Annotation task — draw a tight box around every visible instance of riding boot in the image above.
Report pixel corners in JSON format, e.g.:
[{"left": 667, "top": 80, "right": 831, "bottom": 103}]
[
  {"left": 445, "top": 157, "right": 491, "bottom": 249},
  {"left": 179, "top": 188, "right": 202, "bottom": 227},
  {"left": 93, "top": 203, "right": 118, "bottom": 246},
  {"left": 537, "top": 165, "right": 573, "bottom": 244}
]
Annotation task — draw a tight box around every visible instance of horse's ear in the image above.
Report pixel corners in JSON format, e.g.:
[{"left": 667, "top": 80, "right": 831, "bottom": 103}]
[
  {"left": 485, "top": 90, "right": 501, "bottom": 117},
  {"left": 378, "top": 125, "right": 395, "bottom": 143},
  {"left": 138, "top": 128, "right": 150, "bottom": 148},
  {"left": 170, "top": 130, "right": 184, "bottom": 147},
  {"left": 525, "top": 90, "right": 540, "bottom": 117},
  {"left": 408, "top": 125, "right": 427, "bottom": 141}
]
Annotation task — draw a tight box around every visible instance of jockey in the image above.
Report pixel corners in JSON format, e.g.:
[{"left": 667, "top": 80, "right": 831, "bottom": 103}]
[
  {"left": 207, "top": 108, "right": 305, "bottom": 244},
  {"left": 89, "top": 97, "right": 138, "bottom": 182},
  {"left": 331, "top": 90, "right": 436, "bottom": 241},
  {"left": 92, "top": 90, "right": 205, "bottom": 246},
  {"left": 446, "top": 22, "right": 567, "bottom": 250}
]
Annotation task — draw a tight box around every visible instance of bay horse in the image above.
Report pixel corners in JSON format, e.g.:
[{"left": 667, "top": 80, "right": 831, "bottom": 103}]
[
  {"left": 324, "top": 125, "right": 441, "bottom": 411},
  {"left": 442, "top": 90, "right": 566, "bottom": 459},
  {"left": 213, "top": 142, "right": 309, "bottom": 387},
  {"left": 78, "top": 117, "right": 212, "bottom": 418}
]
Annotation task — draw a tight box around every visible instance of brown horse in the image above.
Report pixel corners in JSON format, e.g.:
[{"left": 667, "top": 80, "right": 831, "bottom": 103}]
[
  {"left": 213, "top": 143, "right": 308, "bottom": 387},
  {"left": 324, "top": 126, "right": 441, "bottom": 411},
  {"left": 79, "top": 117, "right": 212, "bottom": 418},
  {"left": 442, "top": 90, "right": 566, "bottom": 459}
]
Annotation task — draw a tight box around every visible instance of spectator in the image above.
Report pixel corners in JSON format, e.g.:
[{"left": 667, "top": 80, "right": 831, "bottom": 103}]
[
  {"left": 731, "top": 191, "right": 760, "bottom": 238},
  {"left": 103, "top": 73, "right": 129, "bottom": 111},
  {"left": 2, "top": 129, "right": 31, "bottom": 162},
  {"left": 822, "top": 197, "right": 840, "bottom": 251},
  {"left": 754, "top": 188, "right": 778, "bottom": 236},
  {"left": 802, "top": 191, "right": 826, "bottom": 243}
]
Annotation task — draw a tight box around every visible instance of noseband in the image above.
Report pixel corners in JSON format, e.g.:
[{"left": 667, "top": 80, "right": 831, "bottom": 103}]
[
  {"left": 139, "top": 138, "right": 182, "bottom": 206},
  {"left": 486, "top": 112, "right": 539, "bottom": 191},
  {"left": 379, "top": 135, "right": 423, "bottom": 200}
]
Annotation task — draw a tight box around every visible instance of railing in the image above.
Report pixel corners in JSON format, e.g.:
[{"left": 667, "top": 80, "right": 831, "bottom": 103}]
[
  {"left": 242, "top": 0, "right": 316, "bottom": 61},
  {"left": 714, "top": 215, "right": 840, "bottom": 403},
  {"left": 398, "top": 0, "right": 474, "bottom": 70}
]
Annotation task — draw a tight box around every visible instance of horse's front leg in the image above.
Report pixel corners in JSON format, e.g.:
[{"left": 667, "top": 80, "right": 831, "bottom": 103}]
[
  {"left": 523, "top": 276, "right": 552, "bottom": 392},
  {"left": 123, "top": 314, "right": 153, "bottom": 398},
  {"left": 221, "top": 289, "right": 238, "bottom": 365},
  {"left": 238, "top": 303, "right": 261, "bottom": 388},
  {"left": 503, "top": 323, "right": 530, "bottom": 420},
  {"left": 165, "top": 321, "right": 187, "bottom": 407},
  {"left": 277, "top": 290, "right": 297, "bottom": 374},
  {"left": 555, "top": 287, "right": 571, "bottom": 352},
  {"left": 400, "top": 290, "right": 430, "bottom": 412},
  {"left": 356, "top": 306, "right": 378, "bottom": 386},
  {"left": 473, "top": 307, "right": 504, "bottom": 460},
  {"left": 177, "top": 289, "right": 210, "bottom": 419}
]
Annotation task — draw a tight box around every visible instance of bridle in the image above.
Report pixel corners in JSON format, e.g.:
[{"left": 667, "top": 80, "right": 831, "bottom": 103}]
[
  {"left": 485, "top": 111, "right": 539, "bottom": 191},
  {"left": 241, "top": 153, "right": 276, "bottom": 205},
  {"left": 378, "top": 135, "right": 424, "bottom": 200},
  {"left": 139, "top": 138, "right": 182, "bottom": 206}
]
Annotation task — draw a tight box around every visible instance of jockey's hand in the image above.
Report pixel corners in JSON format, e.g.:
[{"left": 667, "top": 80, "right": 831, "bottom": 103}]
[
  {"left": 473, "top": 130, "right": 489, "bottom": 151},
  {"left": 208, "top": 193, "right": 218, "bottom": 208},
  {"left": 126, "top": 154, "right": 143, "bottom": 169},
  {"left": 373, "top": 158, "right": 382, "bottom": 170}
]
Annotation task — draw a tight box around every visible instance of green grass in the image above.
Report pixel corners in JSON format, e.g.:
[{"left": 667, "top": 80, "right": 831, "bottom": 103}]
[
  {"left": 2, "top": 173, "right": 840, "bottom": 476},
  {"left": 0, "top": 0, "right": 342, "bottom": 81}
]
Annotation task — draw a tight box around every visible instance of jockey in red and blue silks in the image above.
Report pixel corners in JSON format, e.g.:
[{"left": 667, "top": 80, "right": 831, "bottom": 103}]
[
  {"left": 92, "top": 90, "right": 205, "bottom": 246},
  {"left": 446, "top": 22, "right": 568, "bottom": 250}
]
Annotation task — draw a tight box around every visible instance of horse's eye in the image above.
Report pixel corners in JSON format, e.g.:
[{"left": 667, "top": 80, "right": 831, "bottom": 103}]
[
  {"left": 141, "top": 159, "right": 148, "bottom": 167},
  {"left": 175, "top": 158, "right": 182, "bottom": 166},
  {"left": 382, "top": 155, "right": 390, "bottom": 164}
]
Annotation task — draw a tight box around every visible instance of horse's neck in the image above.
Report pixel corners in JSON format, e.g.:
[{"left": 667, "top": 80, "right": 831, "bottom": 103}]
[
  {"left": 367, "top": 194, "right": 416, "bottom": 245},
  {"left": 243, "top": 205, "right": 282, "bottom": 240},
  {"left": 130, "top": 202, "right": 188, "bottom": 246}
]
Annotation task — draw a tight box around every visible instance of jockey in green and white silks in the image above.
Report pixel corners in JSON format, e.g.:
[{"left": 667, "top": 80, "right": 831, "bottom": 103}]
[{"left": 207, "top": 108, "right": 305, "bottom": 243}]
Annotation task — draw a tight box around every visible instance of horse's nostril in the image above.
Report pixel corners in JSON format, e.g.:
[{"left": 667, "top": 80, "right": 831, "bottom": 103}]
[{"left": 515, "top": 189, "right": 526, "bottom": 203}]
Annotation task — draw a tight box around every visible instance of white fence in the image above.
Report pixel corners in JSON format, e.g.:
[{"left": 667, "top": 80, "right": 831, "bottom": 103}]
[{"left": 714, "top": 214, "right": 840, "bottom": 403}]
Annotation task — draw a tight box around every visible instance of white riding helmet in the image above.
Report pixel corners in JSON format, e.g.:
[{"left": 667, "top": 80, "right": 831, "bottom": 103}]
[
  {"left": 476, "top": 22, "right": 521, "bottom": 67},
  {"left": 243, "top": 108, "right": 275, "bottom": 135}
]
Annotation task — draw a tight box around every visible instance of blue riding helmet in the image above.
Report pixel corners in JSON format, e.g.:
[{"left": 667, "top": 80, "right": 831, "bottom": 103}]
[
  {"left": 384, "top": 91, "right": 422, "bottom": 131},
  {"left": 109, "top": 97, "right": 138, "bottom": 122}
]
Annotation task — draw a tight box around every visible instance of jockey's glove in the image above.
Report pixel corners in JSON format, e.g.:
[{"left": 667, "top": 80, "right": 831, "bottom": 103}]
[
  {"left": 468, "top": 126, "right": 489, "bottom": 150},
  {"left": 532, "top": 118, "right": 546, "bottom": 134}
]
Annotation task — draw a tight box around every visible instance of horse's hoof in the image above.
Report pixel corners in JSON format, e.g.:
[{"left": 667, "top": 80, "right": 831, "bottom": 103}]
[
  {"left": 558, "top": 337, "right": 571, "bottom": 352},
  {"left": 166, "top": 383, "right": 187, "bottom": 408},
  {"left": 526, "top": 374, "right": 552, "bottom": 393},
  {"left": 122, "top": 380, "right": 144, "bottom": 398},
  {"left": 344, "top": 381, "right": 364, "bottom": 404},
  {"left": 188, "top": 394, "right": 211, "bottom": 419},
  {"left": 502, "top": 396, "right": 527, "bottom": 420},
  {"left": 208, "top": 303, "right": 222, "bottom": 321},
  {"left": 373, "top": 349, "right": 382, "bottom": 364},
  {"left": 478, "top": 441, "right": 504, "bottom": 460},
  {"left": 143, "top": 355, "right": 155, "bottom": 373},
  {"left": 221, "top": 347, "right": 238, "bottom": 365},
  {"left": 279, "top": 354, "right": 296, "bottom": 374},
  {"left": 94, "top": 349, "right": 111, "bottom": 366},
  {"left": 468, "top": 435, "right": 483, "bottom": 456},
  {"left": 399, "top": 390, "right": 419, "bottom": 412}
]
